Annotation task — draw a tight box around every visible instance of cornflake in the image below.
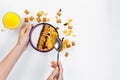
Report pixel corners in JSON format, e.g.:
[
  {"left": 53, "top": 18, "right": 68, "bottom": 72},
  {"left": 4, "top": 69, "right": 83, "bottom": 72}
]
[
  {"left": 56, "top": 19, "right": 61, "bottom": 23},
  {"left": 68, "top": 26, "right": 73, "bottom": 29},
  {"left": 24, "top": 9, "right": 29, "bottom": 15},
  {"left": 36, "top": 17, "right": 41, "bottom": 22},
  {"left": 63, "top": 39, "right": 69, "bottom": 45},
  {"left": 66, "top": 44, "right": 71, "bottom": 48},
  {"left": 55, "top": 27, "right": 59, "bottom": 30},
  {"left": 24, "top": 17, "right": 29, "bottom": 22},
  {"left": 37, "top": 11, "right": 42, "bottom": 17},
  {"left": 42, "top": 17, "right": 47, "bottom": 22},
  {"left": 47, "top": 18, "right": 50, "bottom": 22},
  {"left": 71, "top": 42, "right": 75, "bottom": 46},
  {"left": 29, "top": 16, "right": 34, "bottom": 21},
  {"left": 65, "top": 52, "right": 69, "bottom": 57}
]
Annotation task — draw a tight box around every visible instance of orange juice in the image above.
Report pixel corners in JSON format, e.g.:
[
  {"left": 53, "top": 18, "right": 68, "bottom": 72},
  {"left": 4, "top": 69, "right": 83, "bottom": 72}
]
[{"left": 3, "top": 12, "right": 21, "bottom": 29}]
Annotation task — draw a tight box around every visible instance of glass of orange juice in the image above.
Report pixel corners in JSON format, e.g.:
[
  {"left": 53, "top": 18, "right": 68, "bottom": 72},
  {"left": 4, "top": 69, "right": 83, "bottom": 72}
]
[{"left": 3, "top": 12, "right": 21, "bottom": 29}]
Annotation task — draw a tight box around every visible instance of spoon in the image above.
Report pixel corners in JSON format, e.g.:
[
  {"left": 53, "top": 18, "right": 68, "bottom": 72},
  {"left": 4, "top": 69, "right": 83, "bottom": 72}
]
[
  {"left": 54, "top": 37, "right": 62, "bottom": 80},
  {"left": 54, "top": 37, "right": 62, "bottom": 65}
]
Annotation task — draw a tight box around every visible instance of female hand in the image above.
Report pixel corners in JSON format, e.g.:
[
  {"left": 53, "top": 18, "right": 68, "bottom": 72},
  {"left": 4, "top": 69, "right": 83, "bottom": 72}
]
[
  {"left": 16, "top": 24, "right": 32, "bottom": 52},
  {"left": 47, "top": 60, "right": 64, "bottom": 80},
  {"left": 0, "top": 24, "right": 32, "bottom": 80}
]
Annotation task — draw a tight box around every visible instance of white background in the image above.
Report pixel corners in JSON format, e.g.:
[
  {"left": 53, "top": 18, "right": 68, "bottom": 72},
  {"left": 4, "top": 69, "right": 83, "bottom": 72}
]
[{"left": 0, "top": 0, "right": 120, "bottom": 80}]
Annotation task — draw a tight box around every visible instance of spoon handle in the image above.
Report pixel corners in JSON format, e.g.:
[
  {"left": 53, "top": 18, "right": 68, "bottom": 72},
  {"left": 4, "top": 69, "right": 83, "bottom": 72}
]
[
  {"left": 57, "top": 51, "right": 59, "bottom": 66},
  {"left": 56, "top": 51, "right": 60, "bottom": 80}
]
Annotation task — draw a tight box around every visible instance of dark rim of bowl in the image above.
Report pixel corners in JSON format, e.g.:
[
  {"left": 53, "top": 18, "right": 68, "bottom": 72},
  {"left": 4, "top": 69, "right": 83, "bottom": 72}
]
[{"left": 29, "top": 23, "right": 59, "bottom": 52}]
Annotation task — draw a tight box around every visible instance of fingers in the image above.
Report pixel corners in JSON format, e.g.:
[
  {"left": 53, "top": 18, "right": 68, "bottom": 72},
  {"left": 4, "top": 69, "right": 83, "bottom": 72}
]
[
  {"left": 58, "top": 61, "right": 63, "bottom": 72},
  {"left": 20, "top": 24, "right": 32, "bottom": 34},
  {"left": 20, "top": 24, "right": 27, "bottom": 34},
  {"left": 50, "top": 60, "right": 63, "bottom": 72},
  {"left": 26, "top": 24, "right": 32, "bottom": 35},
  {"left": 58, "top": 61, "right": 64, "bottom": 80},
  {"left": 47, "top": 67, "right": 59, "bottom": 80},
  {"left": 51, "top": 67, "right": 59, "bottom": 77},
  {"left": 48, "top": 61, "right": 63, "bottom": 80},
  {"left": 51, "top": 61, "right": 56, "bottom": 68}
]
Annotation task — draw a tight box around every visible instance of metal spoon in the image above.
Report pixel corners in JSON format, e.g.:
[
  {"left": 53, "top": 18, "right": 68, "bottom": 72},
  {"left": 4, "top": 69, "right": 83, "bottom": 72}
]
[{"left": 54, "top": 37, "right": 62, "bottom": 80}]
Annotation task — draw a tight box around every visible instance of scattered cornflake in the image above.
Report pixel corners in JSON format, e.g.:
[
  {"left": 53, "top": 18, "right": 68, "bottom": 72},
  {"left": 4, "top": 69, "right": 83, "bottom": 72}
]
[
  {"left": 24, "top": 9, "right": 29, "bottom": 15},
  {"left": 67, "top": 29, "right": 73, "bottom": 36},
  {"left": 66, "top": 44, "right": 71, "bottom": 48},
  {"left": 72, "top": 34, "right": 76, "bottom": 37},
  {"left": 24, "top": 17, "right": 29, "bottom": 22},
  {"left": 29, "top": 16, "right": 34, "bottom": 21},
  {"left": 63, "top": 39, "right": 69, "bottom": 45},
  {"left": 37, "top": 11, "right": 42, "bottom": 17},
  {"left": 68, "top": 26, "right": 73, "bottom": 29},
  {"left": 65, "top": 18, "right": 73, "bottom": 25},
  {"left": 36, "top": 17, "right": 41, "bottom": 22},
  {"left": 57, "top": 12, "right": 61, "bottom": 16},
  {"left": 68, "top": 29, "right": 73, "bottom": 33},
  {"left": 42, "top": 17, "right": 47, "bottom": 22},
  {"left": 68, "top": 18, "right": 72, "bottom": 22},
  {"left": 61, "top": 45, "right": 65, "bottom": 51},
  {"left": 55, "top": 16, "right": 58, "bottom": 19},
  {"left": 56, "top": 19, "right": 61, "bottom": 23},
  {"left": 40, "top": 10, "right": 44, "bottom": 15},
  {"left": 65, "top": 52, "right": 69, "bottom": 57},
  {"left": 72, "top": 42, "right": 75, "bottom": 46},
  {"left": 47, "top": 18, "right": 50, "bottom": 22},
  {"left": 44, "top": 13, "right": 48, "bottom": 16},
  {"left": 56, "top": 27, "right": 59, "bottom": 30},
  {"left": 63, "top": 30, "right": 67, "bottom": 34},
  {"left": 63, "top": 29, "right": 73, "bottom": 36}
]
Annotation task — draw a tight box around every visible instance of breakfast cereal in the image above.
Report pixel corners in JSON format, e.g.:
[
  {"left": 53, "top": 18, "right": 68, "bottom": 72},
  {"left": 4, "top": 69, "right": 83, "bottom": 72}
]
[
  {"left": 63, "top": 39, "right": 69, "bottom": 45},
  {"left": 66, "top": 44, "right": 71, "bottom": 48},
  {"left": 71, "top": 42, "right": 75, "bottom": 46},
  {"left": 24, "top": 17, "right": 29, "bottom": 22},
  {"left": 24, "top": 9, "right": 29, "bottom": 15},
  {"left": 37, "top": 24, "right": 58, "bottom": 50},
  {"left": 68, "top": 26, "right": 73, "bottom": 29},
  {"left": 42, "top": 17, "right": 47, "bottom": 22},
  {"left": 29, "top": 16, "right": 34, "bottom": 21},
  {"left": 57, "top": 12, "right": 61, "bottom": 16},
  {"left": 23, "top": 9, "right": 76, "bottom": 58},
  {"left": 56, "top": 19, "right": 61, "bottom": 23},
  {"left": 55, "top": 16, "right": 58, "bottom": 19},
  {"left": 47, "top": 18, "right": 50, "bottom": 22},
  {"left": 72, "top": 34, "right": 76, "bottom": 37},
  {"left": 65, "top": 52, "right": 69, "bottom": 57},
  {"left": 55, "top": 27, "right": 59, "bottom": 30},
  {"left": 37, "top": 11, "right": 42, "bottom": 17},
  {"left": 36, "top": 17, "right": 41, "bottom": 22}
]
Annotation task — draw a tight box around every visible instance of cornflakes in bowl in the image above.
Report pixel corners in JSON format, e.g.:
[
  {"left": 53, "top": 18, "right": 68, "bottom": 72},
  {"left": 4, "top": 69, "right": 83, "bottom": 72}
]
[{"left": 30, "top": 23, "right": 59, "bottom": 52}]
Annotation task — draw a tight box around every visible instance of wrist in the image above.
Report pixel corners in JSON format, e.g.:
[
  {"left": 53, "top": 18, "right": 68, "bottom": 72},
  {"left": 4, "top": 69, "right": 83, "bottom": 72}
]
[{"left": 15, "top": 44, "right": 25, "bottom": 53}]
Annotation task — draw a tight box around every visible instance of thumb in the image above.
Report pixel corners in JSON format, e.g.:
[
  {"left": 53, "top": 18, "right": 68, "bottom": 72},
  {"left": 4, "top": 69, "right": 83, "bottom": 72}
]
[
  {"left": 48, "top": 67, "right": 59, "bottom": 79},
  {"left": 52, "top": 67, "right": 59, "bottom": 77}
]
